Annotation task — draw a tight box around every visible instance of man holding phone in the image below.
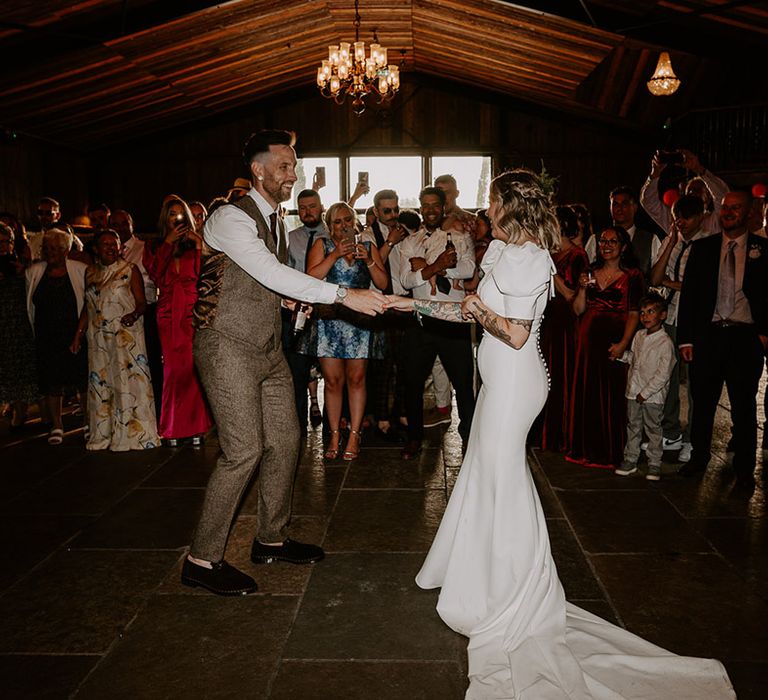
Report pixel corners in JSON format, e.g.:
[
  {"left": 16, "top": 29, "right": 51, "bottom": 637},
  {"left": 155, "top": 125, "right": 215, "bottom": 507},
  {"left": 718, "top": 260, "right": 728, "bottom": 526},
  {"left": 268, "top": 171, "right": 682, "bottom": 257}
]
[{"left": 183, "top": 130, "right": 386, "bottom": 596}]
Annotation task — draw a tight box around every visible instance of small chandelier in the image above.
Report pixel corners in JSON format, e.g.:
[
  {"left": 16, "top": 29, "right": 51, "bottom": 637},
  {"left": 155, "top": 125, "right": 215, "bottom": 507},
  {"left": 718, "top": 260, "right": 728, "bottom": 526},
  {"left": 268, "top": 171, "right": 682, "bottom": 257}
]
[
  {"left": 316, "top": 0, "right": 400, "bottom": 115},
  {"left": 647, "top": 51, "right": 681, "bottom": 96}
]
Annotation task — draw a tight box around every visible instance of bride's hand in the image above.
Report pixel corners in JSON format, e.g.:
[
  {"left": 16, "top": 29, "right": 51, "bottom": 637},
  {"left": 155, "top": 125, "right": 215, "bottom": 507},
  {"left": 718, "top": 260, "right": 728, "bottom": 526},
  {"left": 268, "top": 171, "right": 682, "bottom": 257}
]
[
  {"left": 461, "top": 294, "right": 482, "bottom": 320},
  {"left": 383, "top": 295, "right": 414, "bottom": 312}
]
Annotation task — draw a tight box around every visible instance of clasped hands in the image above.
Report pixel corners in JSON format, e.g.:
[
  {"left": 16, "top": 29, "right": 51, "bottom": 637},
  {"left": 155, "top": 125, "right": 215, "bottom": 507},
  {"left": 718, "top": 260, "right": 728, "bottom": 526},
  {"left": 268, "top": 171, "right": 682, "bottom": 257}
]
[{"left": 382, "top": 292, "right": 482, "bottom": 320}]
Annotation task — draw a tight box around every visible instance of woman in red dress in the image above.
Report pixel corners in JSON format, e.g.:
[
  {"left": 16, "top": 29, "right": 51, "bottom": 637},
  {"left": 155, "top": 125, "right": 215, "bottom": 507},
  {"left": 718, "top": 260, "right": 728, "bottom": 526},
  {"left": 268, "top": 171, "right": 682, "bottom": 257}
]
[
  {"left": 144, "top": 197, "right": 212, "bottom": 446},
  {"left": 567, "top": 226, "right": 643, "bottom": 468},
  {"left": 531, "top": 206, "right": 589, "bottom": 451}
]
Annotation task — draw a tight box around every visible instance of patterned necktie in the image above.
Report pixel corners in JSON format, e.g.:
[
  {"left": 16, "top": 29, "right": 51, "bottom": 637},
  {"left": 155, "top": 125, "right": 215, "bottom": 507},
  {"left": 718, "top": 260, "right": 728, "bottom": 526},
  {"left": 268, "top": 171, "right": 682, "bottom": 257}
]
[
  {"left": 269, "top": 212, "right": 287, "bottom": 263},
  {"left": 716, "top": 240, "right": 737, "bottom": 319}
]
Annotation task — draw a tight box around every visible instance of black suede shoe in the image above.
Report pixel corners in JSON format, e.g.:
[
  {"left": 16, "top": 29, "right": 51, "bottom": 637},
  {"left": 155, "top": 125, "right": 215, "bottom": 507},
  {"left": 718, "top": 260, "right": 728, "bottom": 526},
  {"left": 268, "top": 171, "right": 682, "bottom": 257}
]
[
  {"left": 677, "top": 461, "right": 707, "bottom": 477},
  {"left": 180, "top": 558, "right": 258, "bottom": 596},
  {"left": 250, "top": 538, "right": 324, "bottom": 565}
]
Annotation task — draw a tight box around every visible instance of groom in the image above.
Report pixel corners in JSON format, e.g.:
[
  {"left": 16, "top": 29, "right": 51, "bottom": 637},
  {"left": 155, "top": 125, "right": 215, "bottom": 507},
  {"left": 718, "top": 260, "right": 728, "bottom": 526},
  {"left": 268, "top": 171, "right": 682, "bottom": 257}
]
[{"left": 182, "top": 130, "right": 386, "bottom": 595}]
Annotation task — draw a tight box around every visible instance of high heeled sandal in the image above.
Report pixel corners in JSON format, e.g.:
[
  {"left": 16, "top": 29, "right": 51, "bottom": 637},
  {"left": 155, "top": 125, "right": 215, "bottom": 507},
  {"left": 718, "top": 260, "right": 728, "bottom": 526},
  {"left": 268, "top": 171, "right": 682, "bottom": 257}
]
[
  {"left": 324, "top": 430, "right": 341, "bottom": 460},
  {"left": 343, "top": 429, "right": 362, "bottom": 461}
]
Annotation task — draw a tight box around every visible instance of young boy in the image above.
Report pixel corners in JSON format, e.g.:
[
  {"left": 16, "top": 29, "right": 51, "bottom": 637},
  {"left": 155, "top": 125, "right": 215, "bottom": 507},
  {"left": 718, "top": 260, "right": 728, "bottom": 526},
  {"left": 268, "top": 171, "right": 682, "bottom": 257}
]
[{"left": 615, "top": 293, "right": 677, "bottom": 481}]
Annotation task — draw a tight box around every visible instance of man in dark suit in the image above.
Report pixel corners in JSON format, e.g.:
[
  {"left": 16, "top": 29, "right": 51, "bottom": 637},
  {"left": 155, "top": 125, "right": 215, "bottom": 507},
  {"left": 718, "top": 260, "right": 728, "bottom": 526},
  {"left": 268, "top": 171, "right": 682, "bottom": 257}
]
[{"left": 677, "top": 190, "right": 768, "bottom": 489}]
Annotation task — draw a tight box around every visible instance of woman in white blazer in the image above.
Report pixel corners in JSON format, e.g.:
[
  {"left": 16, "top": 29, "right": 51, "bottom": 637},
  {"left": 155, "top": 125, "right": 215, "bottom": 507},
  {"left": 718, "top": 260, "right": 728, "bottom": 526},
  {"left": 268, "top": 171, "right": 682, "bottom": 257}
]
[{"left": 25, "top": 228, "right": 88, "bottom": 444}]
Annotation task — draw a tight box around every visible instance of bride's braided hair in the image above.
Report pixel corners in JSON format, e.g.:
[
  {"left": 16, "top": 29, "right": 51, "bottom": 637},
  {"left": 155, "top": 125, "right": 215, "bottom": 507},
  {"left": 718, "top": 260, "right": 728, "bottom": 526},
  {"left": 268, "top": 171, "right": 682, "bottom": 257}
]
[{"left": 490, "top": 169, "right": 561, "bottom": 252}]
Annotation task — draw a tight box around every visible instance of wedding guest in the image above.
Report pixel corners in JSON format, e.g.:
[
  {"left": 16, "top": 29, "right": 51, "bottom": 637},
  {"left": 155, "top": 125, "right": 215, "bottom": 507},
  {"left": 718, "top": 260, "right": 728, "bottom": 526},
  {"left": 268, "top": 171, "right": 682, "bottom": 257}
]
[
  {"left": 25, "top": 229, "right": 88, "bottom": 445},
  {"left": 569, "top": 203, "right": 593, "bottom": 249},
  {"left": 305, "top": 202, "right": 388, "bottom": 460},
  {"left": 677, "top": 190, "right": 768, "bottom": 489},
  {"left": 110, "top": 209, "right": 163, "bottom": 417},
  {"left": 531, "top": 206, "right": 589, "bottom": 451},
  {"left": 189, "top": 201, "right": 208, "bottom": 234},
  {"left": 615, "top": 293, "right": 676, "bottom": 481},
  {"left": 567, "top": 226, "right": 643, "bottom": 469},
  {"left": 145, "top": 197, "right": 212, "bottom": 446},
  {"left": 0, "top": 212, "right": 30, "bottom": 264},
  {"left": 70, "top": 230, "right": 159, "bottom": 451},
  {"left": 0, "top": 222, "right": 39, "bottom": 430}
]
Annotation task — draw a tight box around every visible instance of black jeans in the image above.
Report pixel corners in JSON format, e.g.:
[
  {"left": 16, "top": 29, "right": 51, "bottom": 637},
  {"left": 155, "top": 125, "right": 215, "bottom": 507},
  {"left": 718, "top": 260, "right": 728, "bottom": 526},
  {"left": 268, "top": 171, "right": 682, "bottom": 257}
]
[
  {"left": 403, "top": 317, "right": 475, "bottom": 442},
  {"left": 689, "top": 324, "right": 764, "bottom": 477}
]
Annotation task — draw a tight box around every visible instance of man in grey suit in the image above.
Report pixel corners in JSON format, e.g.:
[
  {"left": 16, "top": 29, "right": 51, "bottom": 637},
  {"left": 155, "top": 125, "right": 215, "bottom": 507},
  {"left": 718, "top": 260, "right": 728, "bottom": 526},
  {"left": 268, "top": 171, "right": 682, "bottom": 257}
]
[{"left": 182, "top": 130, "right": 386, "bottom": 595}]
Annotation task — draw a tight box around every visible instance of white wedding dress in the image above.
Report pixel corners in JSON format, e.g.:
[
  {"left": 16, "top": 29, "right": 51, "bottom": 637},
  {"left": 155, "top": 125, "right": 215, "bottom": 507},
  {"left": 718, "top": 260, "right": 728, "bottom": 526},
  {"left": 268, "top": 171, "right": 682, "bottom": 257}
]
[{"left": 416, "top": 240, "right": 735, "bottom": 699}]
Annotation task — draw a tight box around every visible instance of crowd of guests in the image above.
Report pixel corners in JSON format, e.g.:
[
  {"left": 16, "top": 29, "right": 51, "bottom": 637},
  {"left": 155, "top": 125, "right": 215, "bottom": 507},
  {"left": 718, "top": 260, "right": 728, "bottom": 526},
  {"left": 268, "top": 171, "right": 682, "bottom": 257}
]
[{"left": 1, "top": 150, "right": 767, "bottom": 491}]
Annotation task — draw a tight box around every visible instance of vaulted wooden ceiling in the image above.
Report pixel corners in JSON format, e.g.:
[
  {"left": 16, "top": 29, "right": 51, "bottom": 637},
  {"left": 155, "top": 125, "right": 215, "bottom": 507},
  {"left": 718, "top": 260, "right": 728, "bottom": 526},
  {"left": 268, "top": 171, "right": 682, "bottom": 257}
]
[{"left": 1, "top": 0, "right": 765, "bottom": 150}]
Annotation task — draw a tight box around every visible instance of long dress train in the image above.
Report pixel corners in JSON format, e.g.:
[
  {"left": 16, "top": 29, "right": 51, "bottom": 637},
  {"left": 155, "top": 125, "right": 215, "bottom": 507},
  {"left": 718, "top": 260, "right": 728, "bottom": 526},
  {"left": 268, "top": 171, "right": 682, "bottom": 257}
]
[{"left": 416, "top": 240, "right": 734, "bottom": 699}]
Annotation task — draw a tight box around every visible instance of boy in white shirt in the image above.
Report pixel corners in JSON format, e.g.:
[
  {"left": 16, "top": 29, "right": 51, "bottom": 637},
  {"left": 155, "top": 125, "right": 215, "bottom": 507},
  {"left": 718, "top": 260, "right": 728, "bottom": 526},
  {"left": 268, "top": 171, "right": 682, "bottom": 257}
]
[{"left": 615, "top": 293, "right": 677, "bottom": 481}]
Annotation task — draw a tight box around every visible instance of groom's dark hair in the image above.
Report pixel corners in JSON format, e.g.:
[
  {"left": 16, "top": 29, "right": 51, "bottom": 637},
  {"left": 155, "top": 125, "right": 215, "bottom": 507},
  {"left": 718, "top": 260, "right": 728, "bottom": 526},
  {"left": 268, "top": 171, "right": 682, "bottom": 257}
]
[{"left": 242, "top": 130, "right": 296, "bottom": 166}]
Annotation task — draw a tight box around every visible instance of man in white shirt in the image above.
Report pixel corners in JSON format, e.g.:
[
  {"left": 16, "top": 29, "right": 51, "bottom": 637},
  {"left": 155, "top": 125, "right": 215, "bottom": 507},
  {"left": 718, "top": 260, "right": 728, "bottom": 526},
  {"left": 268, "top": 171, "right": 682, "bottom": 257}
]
[
  {"left": 398, "top": 186, "right": 476, "bottom": 459},
  {"left": 640, "top": 149, "right": 728, "bottom": 239},
  {"left": 585, "top": 186, "right": 662, "bottom": 280},
  {"left": 182, "top": 130, "right": 386, "bottom": 596},
  {"left": 649, "top": 195, "right": 707, "bottom": 461},
  {"left": 110, "top": 209, "right": 163, "bottom": 416},
  {"left": 363, "top": 189, "right": 411, "bottom": 437}
]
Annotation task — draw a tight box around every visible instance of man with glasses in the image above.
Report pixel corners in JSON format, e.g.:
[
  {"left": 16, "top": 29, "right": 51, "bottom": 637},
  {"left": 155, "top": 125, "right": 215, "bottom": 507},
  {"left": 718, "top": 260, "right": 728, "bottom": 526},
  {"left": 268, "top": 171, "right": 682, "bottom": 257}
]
[{"left": 363, "top": 190, "right": 409, "bottom": 438}]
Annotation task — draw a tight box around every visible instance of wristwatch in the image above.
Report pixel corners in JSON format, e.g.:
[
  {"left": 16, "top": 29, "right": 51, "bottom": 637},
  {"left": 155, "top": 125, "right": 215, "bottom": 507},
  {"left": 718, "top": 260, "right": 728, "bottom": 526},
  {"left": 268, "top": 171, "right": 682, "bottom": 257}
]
[{"left": 335, "top": 285, "right": 348, "bottom": 304}]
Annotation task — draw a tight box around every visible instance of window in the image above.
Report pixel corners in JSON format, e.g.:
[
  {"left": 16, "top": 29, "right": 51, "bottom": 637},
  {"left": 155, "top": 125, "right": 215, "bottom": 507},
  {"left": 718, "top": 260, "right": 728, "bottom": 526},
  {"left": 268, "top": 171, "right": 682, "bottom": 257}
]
[
  {"left": 348, "top": 156, "right": 423, "bottom": 210},
  {"left": 431, "top": 156, "right": 492, "bottom": 209},
  {"left": 284, "top": 154, "right": 492, "bottom": 229}
]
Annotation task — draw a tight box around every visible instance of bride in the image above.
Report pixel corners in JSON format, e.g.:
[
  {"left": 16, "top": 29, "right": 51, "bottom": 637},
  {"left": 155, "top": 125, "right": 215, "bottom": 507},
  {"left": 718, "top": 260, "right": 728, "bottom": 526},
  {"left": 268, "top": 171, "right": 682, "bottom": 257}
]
[{"left": 385, "top": 170, "right": 734, "bottom": 699}]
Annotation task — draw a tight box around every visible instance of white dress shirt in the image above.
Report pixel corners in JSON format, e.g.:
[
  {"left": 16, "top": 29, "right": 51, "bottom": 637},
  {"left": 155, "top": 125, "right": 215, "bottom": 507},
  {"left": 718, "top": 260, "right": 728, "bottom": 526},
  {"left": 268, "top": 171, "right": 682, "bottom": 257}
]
[
  {"left": 398, "top": 227, "right": 475, "bottom": 301},
  {"left": 203, "top": 188, "right": 338, "bottom": 305},
  {"left": 623, "top": 328, "right": 676, "bottom": 404},
  {"left": 640, "top": 170, "right": 728, "bottom": 237},
  {"left": 585, "top": 224, "right": 661, "bottom": 265},
  {"left": 287, "top": 222, "right": 328, "bottom": 273},
  {"left": 657, "top": 228, "right": 707, "bottom": 325},
  {"left": 364, "top": 221, "right": 407, "bottom": 295},
  {"left": 120, "top": 235, "right": 157, "bottom": 303}
]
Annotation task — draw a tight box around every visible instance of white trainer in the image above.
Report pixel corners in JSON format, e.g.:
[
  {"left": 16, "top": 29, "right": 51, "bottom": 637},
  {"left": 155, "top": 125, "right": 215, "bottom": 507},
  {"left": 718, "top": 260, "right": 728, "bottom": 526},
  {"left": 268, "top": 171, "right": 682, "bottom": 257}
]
[
  {"left": 678, "top": 442, "right": 692, "bottom": 463},
  {"left": 662, "top": 436, "right": 683, "bottom": 450}
]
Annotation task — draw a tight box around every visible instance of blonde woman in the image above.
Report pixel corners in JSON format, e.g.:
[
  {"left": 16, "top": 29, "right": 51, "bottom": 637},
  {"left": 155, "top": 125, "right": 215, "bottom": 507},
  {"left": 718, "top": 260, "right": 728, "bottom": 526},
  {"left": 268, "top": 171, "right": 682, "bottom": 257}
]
[
  {"left": 384, "top": 170, "right": 733, "bottom": 698},
  {"left": 305, "top": 201, "right": 388, "bottom": 460}
]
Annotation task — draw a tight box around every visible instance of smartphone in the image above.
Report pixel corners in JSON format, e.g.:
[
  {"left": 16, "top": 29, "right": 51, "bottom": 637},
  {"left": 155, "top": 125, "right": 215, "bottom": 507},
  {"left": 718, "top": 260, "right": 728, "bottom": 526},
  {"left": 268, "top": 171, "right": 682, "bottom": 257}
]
[
  {"left": 358, "top": 171, "right": 369, "bottom": 187},
  {"left": 175, "top": 214, "right": 185, "bottom": 228},
  {"left": 657, "top": 150, "right": 684, "bottom": 165},
  {"left": 315, "top": 166, "right": 326, "bottom": 189}
]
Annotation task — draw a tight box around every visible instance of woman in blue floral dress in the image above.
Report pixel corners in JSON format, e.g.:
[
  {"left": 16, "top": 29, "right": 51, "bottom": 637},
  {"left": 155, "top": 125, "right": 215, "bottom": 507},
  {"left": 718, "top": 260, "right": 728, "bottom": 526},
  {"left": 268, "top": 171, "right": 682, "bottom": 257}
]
[{"left": 306, "top": 202, "right": 389, "bottom": 460}]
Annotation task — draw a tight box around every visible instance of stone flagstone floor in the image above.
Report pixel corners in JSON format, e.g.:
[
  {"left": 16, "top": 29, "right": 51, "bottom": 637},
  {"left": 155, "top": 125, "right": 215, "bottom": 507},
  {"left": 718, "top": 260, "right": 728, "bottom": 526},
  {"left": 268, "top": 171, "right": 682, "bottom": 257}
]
[{"left": 1, "top": 390, "right": 767, "bottom": 699}]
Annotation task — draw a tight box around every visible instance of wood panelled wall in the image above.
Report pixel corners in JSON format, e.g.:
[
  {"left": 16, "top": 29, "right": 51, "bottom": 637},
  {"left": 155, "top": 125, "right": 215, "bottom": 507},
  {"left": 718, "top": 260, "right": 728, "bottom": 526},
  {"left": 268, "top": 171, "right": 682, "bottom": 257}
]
[
  {"left": 0, "top": 136, "right": 88, "bottom": 230},
  {"left": 3, "top": 76, "right": 662, "bottom": 233}
]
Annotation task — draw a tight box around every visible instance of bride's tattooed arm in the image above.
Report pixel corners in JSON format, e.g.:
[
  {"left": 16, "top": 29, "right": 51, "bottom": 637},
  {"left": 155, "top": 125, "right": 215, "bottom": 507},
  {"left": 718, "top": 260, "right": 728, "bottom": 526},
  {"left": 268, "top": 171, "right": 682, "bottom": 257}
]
[
  {"left": 412, "top": 300, "right": 472, "bottom": 323},
  {"left": 462, "top": 295, "right": 532, "bottom": 349}
]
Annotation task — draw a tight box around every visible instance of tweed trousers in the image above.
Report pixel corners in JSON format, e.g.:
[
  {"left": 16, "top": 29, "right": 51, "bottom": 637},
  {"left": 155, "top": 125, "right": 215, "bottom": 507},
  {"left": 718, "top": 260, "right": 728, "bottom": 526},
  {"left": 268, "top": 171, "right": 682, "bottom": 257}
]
[{"left": 190, "top": 328, "right": 300, "bottom": 562}]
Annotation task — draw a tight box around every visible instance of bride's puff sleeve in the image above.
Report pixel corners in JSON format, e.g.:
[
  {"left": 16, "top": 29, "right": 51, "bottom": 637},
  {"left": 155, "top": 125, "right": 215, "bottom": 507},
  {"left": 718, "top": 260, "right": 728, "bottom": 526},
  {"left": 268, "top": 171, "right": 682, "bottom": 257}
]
[{"left": 491, "top": 244, "right": 552, "bottom": 319}]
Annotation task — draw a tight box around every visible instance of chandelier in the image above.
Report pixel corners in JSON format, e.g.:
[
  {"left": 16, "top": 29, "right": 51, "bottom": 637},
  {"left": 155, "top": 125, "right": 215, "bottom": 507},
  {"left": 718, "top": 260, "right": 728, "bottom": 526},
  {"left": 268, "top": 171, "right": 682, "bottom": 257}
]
[
  {"left": 647, "top": 51, "right": 681, "bottom": 96},
  {"left": 316, "top": 0, "right": 400, "bottom": 115}
]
